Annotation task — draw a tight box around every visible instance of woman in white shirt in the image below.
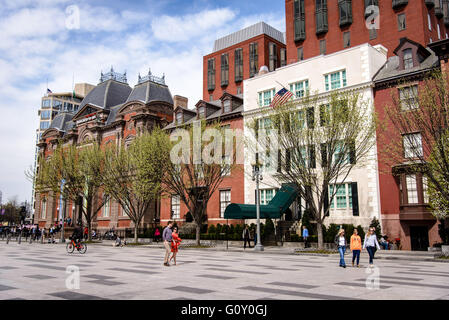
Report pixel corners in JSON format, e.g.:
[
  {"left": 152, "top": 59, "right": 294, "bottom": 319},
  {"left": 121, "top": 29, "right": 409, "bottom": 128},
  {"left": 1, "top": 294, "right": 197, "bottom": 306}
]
[
  {"left": 334, "top": 229, "right": 347, "bottom": 268},
  {"left": 363, "top": 227, "right": 381, "bottom": 266}
]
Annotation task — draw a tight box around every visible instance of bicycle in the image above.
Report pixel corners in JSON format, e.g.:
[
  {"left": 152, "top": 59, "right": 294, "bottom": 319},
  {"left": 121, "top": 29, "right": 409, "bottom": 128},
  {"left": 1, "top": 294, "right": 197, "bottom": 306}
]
[{"left": 66, "top": 238, "right": 87, "bottom": 254}]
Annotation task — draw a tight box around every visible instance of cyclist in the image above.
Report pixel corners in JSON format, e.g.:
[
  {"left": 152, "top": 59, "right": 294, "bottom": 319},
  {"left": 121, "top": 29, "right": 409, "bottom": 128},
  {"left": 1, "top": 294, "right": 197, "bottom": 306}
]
[{"left": 71, "top": 224, "right": 84, "bottom": 249}]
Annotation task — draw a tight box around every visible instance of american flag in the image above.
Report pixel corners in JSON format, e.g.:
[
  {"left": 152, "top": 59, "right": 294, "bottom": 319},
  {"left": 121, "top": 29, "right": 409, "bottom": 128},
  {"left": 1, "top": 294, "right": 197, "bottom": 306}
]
[{"left": 269, "top": 87, "right": 293, "bottom": 108}]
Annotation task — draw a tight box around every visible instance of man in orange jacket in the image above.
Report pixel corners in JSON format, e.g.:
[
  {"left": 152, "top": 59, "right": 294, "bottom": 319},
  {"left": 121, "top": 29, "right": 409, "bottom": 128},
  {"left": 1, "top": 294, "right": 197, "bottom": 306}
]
[{"left": 350, "top": 229, "right": 362, "bottom": 267}]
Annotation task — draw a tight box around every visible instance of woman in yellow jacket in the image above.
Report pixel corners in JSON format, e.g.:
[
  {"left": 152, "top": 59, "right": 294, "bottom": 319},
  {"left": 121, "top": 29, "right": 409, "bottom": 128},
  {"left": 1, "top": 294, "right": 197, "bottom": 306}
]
[{"left": 350, "top": 229, "right": 362, "bottom": 267}]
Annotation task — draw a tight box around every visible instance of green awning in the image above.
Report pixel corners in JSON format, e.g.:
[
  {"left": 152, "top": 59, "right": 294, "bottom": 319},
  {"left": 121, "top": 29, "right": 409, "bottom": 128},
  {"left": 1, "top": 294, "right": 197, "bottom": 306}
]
[{"left": 224, "top": 184, "right": 298, "bottom": 219}]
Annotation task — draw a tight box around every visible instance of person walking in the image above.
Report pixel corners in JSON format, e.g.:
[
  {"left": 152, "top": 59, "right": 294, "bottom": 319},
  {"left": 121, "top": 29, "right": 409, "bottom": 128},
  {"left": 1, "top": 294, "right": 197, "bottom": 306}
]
[
  {"left": 363, "top": 227, "right": 381, "bottom": 267},
  {"left": 162, "top": 221, "right": 174, "bottom": 267},
  {"left": 242, "top": 226, "right": 251, "bottom": 249},
  {"left": 169, "top": 226, "right": 182, "bottom": 265},
  {"left": 302, "top": 226, "right": 309, "bottom": 248},
  {"left": 350, "top": 229, "right": 362, "bottom": 267},
  {"left": 334, "top": 229, "right": 347, "bottom": 268}
]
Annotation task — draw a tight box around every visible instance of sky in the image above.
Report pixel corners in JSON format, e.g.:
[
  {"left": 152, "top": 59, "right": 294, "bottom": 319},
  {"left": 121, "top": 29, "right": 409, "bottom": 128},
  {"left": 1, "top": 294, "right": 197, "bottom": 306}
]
[{"left": 0, "top": 0, "right": 285, "bottom": 204}]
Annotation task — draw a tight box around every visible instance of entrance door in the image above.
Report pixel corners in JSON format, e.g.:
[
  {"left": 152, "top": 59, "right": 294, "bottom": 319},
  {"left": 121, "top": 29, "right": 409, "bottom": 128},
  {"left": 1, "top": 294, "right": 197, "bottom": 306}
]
[{"left": 410, "top": 226, "right": 429, "bottom": 251}]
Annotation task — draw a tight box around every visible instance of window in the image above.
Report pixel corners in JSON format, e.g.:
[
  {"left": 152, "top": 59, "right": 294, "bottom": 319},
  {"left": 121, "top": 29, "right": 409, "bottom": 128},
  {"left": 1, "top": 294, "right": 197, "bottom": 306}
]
[
  {"left": 343, "top": 31, "right": 350, "bottom": 48},
  {"left": 222, "top": 155, "right": 231, "bottom": 176},
  {"left": 260, "top": 189, "right": 276, "bottom": 205},
  {"left": 103, "top": 195, "right": 110, "bottom": 217},
  {"left": 403, "top": 49, "right": 413, "bottom": 69},
  {"left": 63, "top": 102, "right": 73, "bottom": 112},
  {"left": 258, "top": 89, "right": 276, "bottom": 107},
  {"left": 219, "top": 190, "right": 231, "bottom": 218},
  {"left": 325, "top": 70, "right": 347, "bottom": 91},
  {"left": 280, "top": 48, "right": 287, "bottom": 67},
  {"left": 422, "top": 176, "right": 429, "bottom": 203},
  {"left": 320, "top": 39, "right": 326, "bottom": 55},
  {"left": 41, "top": 199, "right": 47, "bottom": 219},
  {"left": 369, "top": 28, "right": 377, "bottom": 40},
  {"left": 364, "top": 0, "right": 379, "bottom": 17},
  {"left": 315, "top": 0, "right": 328, "bottom": 34},
  {"left": 398, "top": 13, "right": 406, "bottom": 31},
  {"left": 289, "top": 80, "right": 309, "bottom": 98},
  {"left": 428, "top": 13, "right": 432, "bottom": 31},
  {"left": 40, "top": 110, "right": 51, "bottom": 120},
  {"left": 176, "top": 112, "right": 182, "bottom": 125},
  {"left": 209, "top": 94, "right": 213, "bottom": 102},
  {"left": 207, "top": 58, "right": 215, "bottom": 91},
  {"left": 53, "top": 99, "right": 62, "bottom": 110},
  {"left": 269, "top": 42, "right": 278, "bottom": 71},
  {"left": 198, "top": 106, "right": 205, "bottom": 119},
  {"left": 249, "top": 43, "right": 258, "bottom": 78},
  {"left": 236, "top": 87, "right": 242, "bottom": 95},
  {"left": 406, "top": 175, "right": 418, "bottom": 204},
  {"left": 298, "top": 47, "right": 304, "bottom": 61},
  {"left": 292, "top": 145, "right": 316, "bottom": 168},
  {"left": 438, "top": 24, "right": 441, "bottom": 39},
  {"left": 223, "top": 100, "right": 231, "bottom": 113},
  {"left": 258, "top": 117, "right": 272, "bottom": 133},
  {"left": 294, "top": 0, "right": 306, "bottom": 41},
  {"left": 399, "top": 85, "right": 418, "bottom": 109},
  {"left": 40, "top": 121, "right": 50, "bottom": 130},
  {"left": 338, "top": 0, "right": 352, "bottom": 27},
  {"left": 403, "top": 133, "right": 423, "bottom": 158},
  {"left": 329, "top": 183, "right": 352, "bottom": 209},
  {"left": 319, "top": 104, "right": 330, "bottom": 126},
  {"left": 221, "top": 53, "right": 229, "bottom": 86},
  {"left": 171, "top": 195, "right": 180, "bottom": 219},
  {"left": 235, "top": 48, "right": 243, "bottom": 82},
  {"left": 42, "top": 99, "right": 51, "bottom": 108},
  {"left": 291, "top": 109, "right": 306, "bottom": 129}
]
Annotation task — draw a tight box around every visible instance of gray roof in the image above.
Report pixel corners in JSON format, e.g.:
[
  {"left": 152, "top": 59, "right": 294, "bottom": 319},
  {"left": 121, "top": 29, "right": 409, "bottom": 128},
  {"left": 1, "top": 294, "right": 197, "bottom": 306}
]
[
  {"left": 106, "top": 104, "right": 124, "bottom": 126},
  {"left": 79, "top": 80, "right": 132, "bottom": 110},
  {"left": 49, "top": 112, "right": 74, "bottom": 132},
  {"left": 213, "top": 22, "right": 285, "bottom": 53},
  {"left": 126, "top": 80, "right": 173, "bottom": 105},
  {"left": 373, "top": 48, "right": 439, "bottom": 83}
]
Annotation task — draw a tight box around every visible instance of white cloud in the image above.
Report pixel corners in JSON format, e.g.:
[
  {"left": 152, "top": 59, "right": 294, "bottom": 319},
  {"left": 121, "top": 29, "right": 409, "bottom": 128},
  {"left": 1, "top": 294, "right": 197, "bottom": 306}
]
[{"left": 151, "top": 8, "right": 237, "bottom": 42}]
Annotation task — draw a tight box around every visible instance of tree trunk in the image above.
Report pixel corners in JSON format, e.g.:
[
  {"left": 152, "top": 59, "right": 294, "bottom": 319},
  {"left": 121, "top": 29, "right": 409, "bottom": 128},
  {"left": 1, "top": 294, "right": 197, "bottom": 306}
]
[
  {"left": 317, "top": 220, "right": 324, "bottom": 249},
  {"left": 195, "top": 223, "right": 201, "bottom": 246},
  {"left": 134, "top": 224, "right": 138, "bottom": 244}
]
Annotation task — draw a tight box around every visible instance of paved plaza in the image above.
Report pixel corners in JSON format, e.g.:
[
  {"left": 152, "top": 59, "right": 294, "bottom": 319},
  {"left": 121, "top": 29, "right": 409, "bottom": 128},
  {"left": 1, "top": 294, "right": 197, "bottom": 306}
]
[{"left": 1, "top": 243, "right": 449, "bottom": 300}]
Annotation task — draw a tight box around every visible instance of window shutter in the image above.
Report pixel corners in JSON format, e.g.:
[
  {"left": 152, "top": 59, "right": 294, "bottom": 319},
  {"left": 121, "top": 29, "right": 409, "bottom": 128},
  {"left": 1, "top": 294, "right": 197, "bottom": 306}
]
[
  {"left": 324, "top": 187, "right": 329, "bottom": 216},
  {"left": 306, "top": 107, "right": 315, "bottom": 128},
  {"left": 349, "top": 140, "right": 356, "bottom": 164},
  {"left": 351, "top": 182, "right": 359, "bottom": 216},
  {"left": 309, "top": 145, "right": 316, "bottom": 168},
  {"left": 321, "top": 143, "right": 328, "bottom": 167}
]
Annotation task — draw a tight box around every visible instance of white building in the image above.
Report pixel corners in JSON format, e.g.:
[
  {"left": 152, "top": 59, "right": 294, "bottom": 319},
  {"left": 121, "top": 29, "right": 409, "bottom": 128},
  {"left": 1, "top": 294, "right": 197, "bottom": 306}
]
[{"left": 242, "top": 43, "right": 387, "bottom": 231}]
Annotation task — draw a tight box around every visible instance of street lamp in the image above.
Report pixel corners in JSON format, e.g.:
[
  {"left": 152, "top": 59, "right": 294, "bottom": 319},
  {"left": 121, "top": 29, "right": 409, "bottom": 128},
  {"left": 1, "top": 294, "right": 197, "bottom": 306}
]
[{"left": 252, "top": 165, "right": 264, "bottom": 251}]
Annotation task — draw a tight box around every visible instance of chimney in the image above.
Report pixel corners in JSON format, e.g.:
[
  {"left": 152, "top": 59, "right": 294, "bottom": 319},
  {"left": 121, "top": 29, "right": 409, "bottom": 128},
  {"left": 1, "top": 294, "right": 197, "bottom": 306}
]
[{"left": 173, "top": 95, "right": 188, "bottom": 109}]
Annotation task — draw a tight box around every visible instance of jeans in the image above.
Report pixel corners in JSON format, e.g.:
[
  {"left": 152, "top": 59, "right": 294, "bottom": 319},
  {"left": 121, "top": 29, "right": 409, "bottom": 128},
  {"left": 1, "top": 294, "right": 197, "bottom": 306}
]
[
  {"left": 243, "top": 238, "right": 251, "bottom": 249},
  {"left": 366, "top": 246, "right": 376, "bottom": 264},
  {"left": 382, "top": 242, "right": 389, "bottom": 250},
  {"left": 352, "top": 250, "right": 360, "bottom": 265},
  {"left": 338, "top": 246, "right": 346, "bottom": 266}
]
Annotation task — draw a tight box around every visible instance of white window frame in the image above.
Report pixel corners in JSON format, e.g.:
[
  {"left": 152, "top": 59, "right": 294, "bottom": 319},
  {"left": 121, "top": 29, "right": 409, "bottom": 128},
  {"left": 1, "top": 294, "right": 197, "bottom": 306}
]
[
  {"left": 406, "top": 175, "right": 418, "bottom": 204},
  {"left": 403, "top": 133, "right": 423, "bottom": 158},
  {"left": 103, "top": 195, "right": 110, "bottom": 217},
  {"left": 219, "top": 190, "right": 231, "bottom": 218},
  {"left": 171, "top": 195, "right": 180, "bottom": 219},
  {"left": 399, "top": 85, "right": 418, "bottom": 109},
  {"left": 289, "top": 80, "right": 309, "bottom": 98},
  {"left": 41, "top": 199, "right": 47, "bottom": 219},
  {"left": 329, "top": 183, "right": 352, "bottom": 209},
  {"left": 259, "top": 189, "right": 276, "bottom": 205},
  {"left": 258, "top": 88, "right": 276, "bottom": 107},
  {"left": 324, "top": 70, "right": 347, "bottom": 91}
]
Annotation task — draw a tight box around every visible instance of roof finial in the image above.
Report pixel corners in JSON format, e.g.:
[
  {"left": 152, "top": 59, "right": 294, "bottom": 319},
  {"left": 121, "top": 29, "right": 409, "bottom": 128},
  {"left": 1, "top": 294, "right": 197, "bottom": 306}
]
[{"left": 148, "top": 68, "right": 152, "bottom": 75}]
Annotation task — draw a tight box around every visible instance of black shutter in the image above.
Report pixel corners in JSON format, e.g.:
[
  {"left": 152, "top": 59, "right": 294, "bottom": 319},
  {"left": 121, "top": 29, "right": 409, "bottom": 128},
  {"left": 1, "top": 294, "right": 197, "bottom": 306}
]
[
  {"left": 324, "top": 186, "right": 329, "bottom": 216},
  {"left": 351, "top": 182, "right": 359, "bottom": 216},
  {"left": 309, "top": 145, "right": 316, "bottom": 168},
  {"left": 306, "top": 107, "right": 315, "bottom": 128},
  {"left": 321, "top": 143, "right": 328, "bottom": 167},
  {"left": 349, "top": 140, "right": 356, "bottom": 164}
]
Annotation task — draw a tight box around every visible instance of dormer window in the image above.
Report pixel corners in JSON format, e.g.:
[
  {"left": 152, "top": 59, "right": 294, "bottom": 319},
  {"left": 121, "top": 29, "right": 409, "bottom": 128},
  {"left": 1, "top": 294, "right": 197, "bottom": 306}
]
[
  {"left": 198, "top": 106, "right": 205, "bottom": 119},
  {"left": 403, "top": 48, "right": 413, "bottom": 69},
  {"left": 176, "top": 112, "right": 183, "bottom": 124},
  {"left": 223, "top": 100, "right": 231, "bottom": 113}
]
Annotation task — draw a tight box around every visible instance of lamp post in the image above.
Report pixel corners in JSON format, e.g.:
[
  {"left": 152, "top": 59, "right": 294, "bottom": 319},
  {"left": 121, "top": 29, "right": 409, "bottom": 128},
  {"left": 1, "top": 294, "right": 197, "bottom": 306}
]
[
  {"left": 59, "top": 179, "right": 66, "bottom": 243},
  {"left": 252, "top": 165, "right": 264, "bottom": 251}
]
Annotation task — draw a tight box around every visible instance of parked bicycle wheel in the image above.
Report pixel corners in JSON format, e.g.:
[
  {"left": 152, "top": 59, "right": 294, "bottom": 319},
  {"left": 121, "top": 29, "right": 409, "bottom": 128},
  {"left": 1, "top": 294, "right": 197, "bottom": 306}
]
[
  {"left": 66, "top": 242, "right": 75, "bottom": 253},
  {"left": 78, "top": 243, "right": 87, "bottom": 254}
]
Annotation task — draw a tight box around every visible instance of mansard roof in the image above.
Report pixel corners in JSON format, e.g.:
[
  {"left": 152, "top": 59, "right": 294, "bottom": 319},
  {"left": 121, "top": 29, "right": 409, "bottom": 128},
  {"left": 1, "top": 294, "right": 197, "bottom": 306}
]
[
  {"left": 79, "top": 79, "right": 132, "bottom": 110},
  {"left": 49, "top": 112, "right": 74, "bottom": 132},
  {"left": 126, "top": 80, "right": 173, "bottom": 105}
]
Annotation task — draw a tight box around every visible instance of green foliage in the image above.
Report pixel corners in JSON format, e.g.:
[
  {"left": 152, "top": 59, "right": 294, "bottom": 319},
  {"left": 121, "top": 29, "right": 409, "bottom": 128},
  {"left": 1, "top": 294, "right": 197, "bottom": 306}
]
[
  {"left": 356, "top": 225, "right": 365, "bottom": 240},
  {"left": 208, "top": 225, "right": 216, "bottom": 234},
  {"left": 301, "top": 209, "right": 315, "bottom": 235}
]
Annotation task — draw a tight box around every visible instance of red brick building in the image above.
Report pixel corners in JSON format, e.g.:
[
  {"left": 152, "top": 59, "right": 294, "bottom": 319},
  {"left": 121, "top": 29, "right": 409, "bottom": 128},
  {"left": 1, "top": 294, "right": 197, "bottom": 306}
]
[
  {"left": 373, "top": 37, "right": 442, "bottom": 250},
  {"left": 35, "top": 69, "right": 174, "bottom": 234},
  {"left": 203, "top": 22, "right": 286, "bottom": 101},
  {"left": 160, "top": 93, "right": 245, "bottom": 227},
  {"left": 284, "top": 0, "right": 449, "bottom": 64}
]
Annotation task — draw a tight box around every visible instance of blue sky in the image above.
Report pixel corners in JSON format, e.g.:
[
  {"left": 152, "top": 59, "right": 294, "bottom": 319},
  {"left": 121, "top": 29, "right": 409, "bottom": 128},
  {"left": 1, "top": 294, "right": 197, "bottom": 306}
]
[{"left": 0, "top": 0, "right": 285, "bottom": 204}]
